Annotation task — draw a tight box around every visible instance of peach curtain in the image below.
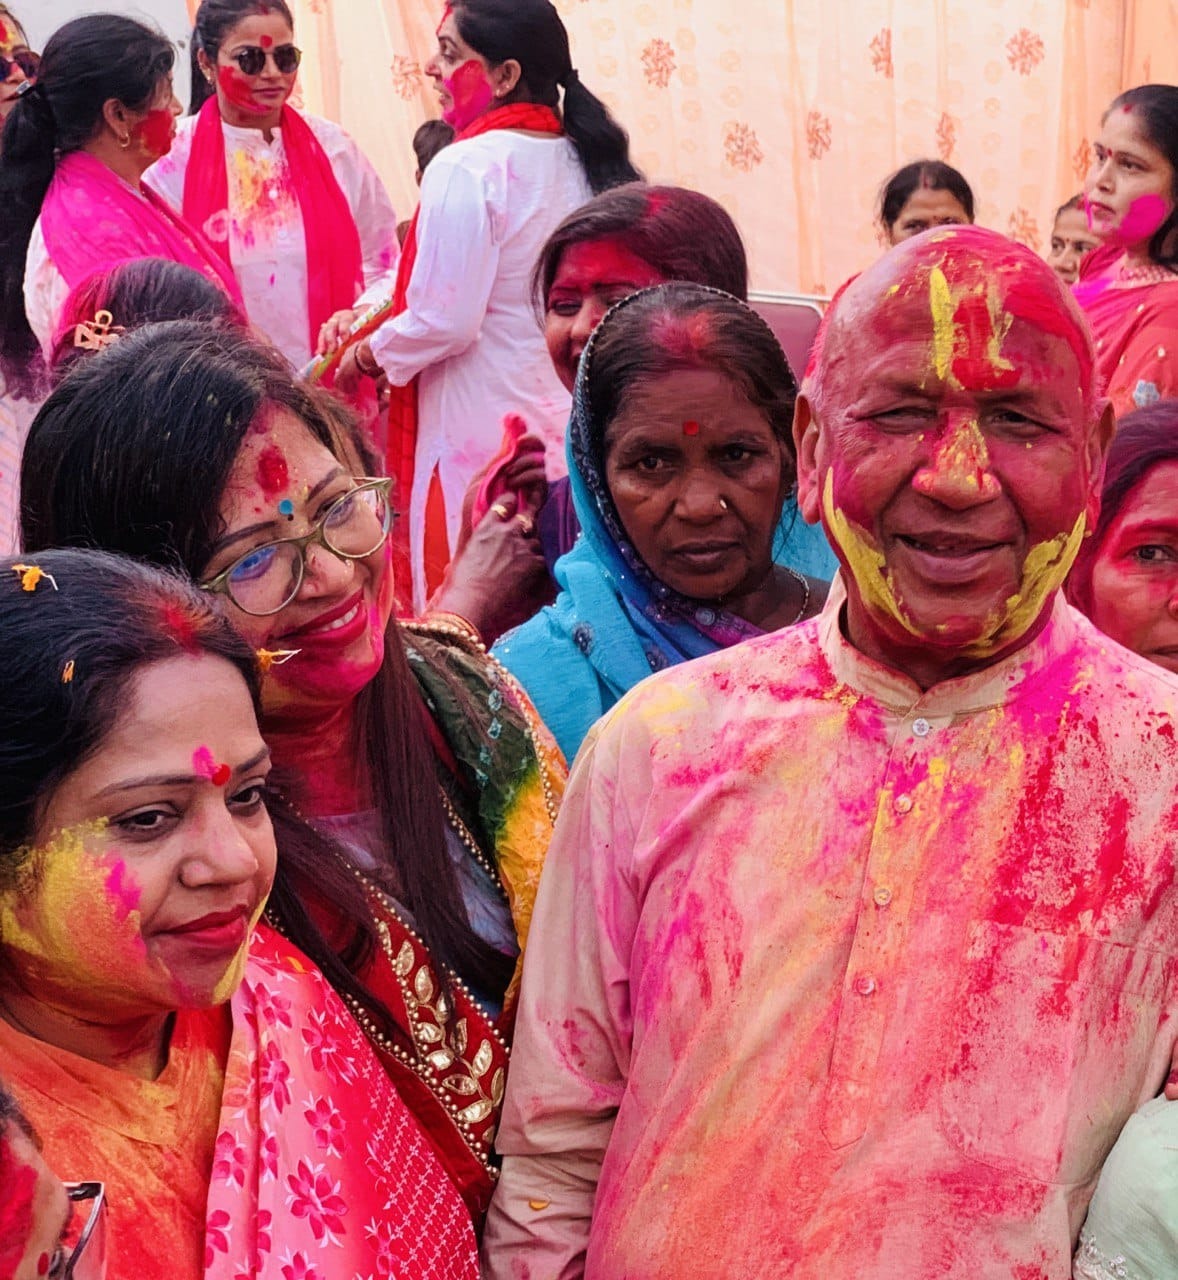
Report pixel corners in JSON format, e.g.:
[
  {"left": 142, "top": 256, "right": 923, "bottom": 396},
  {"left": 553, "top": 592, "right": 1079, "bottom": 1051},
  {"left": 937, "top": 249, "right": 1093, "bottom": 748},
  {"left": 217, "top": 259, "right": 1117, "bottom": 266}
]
[{"left": 189, "top": 0, "right": 1176, "bottom": 295}]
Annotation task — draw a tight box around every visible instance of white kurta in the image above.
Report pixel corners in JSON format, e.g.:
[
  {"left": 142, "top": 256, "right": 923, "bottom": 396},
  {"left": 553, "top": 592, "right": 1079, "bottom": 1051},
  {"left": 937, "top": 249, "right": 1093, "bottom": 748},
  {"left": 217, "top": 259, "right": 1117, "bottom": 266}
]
[
  {"left": 145, "top": 112, "right": 399, "bottom": 367},
  {"left": 366, "top": 131, "right": 592, "bottom": 609}
]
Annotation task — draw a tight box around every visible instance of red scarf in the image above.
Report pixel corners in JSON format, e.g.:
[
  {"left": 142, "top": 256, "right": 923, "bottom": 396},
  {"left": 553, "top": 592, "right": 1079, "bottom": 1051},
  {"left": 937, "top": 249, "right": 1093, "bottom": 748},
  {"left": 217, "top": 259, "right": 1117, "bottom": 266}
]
[
  {"left": 183, "top": 99, "right": 365, "bottom": 354},
  {"left": 330, "top": 104, "right": 563, "bottom": 587}
]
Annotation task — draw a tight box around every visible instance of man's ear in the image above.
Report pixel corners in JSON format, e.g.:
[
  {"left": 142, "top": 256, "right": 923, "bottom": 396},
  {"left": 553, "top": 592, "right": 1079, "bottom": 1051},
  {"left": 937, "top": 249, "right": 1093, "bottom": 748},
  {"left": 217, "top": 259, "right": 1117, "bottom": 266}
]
[{"left": 794, "top": 393, "right": 823, "bottom": 525}]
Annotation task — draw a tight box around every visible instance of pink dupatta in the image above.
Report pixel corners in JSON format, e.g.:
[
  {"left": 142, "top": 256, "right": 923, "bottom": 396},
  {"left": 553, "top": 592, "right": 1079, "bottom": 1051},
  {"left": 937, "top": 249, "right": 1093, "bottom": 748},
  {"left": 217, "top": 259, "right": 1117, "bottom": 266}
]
[
  {"left": 204, "top": 924, "right": 477, "bottom": 1280},
  {"left": 39, "top": 150, "right": 243, "bottom": 303}
]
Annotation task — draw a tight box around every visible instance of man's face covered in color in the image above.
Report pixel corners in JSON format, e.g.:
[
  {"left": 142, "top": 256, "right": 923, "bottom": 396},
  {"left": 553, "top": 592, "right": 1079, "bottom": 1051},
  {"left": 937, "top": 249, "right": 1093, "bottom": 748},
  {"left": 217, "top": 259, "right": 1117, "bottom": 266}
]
[{"left": 795, "top": 226, "right": 1112, "bottom": 683}]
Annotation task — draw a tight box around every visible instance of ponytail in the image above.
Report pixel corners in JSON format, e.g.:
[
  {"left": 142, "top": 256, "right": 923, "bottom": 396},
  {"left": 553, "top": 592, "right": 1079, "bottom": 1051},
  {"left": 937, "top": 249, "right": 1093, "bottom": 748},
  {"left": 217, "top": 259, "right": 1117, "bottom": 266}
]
[
  {"left": 0, "top": 89, "right": 56, "bottom": 391},
  {"left": 453, "top": 0, "right": 641, "bottom": 195},
  {"left": 559, "top": 68, "right": 641, "bottom": 194},
  {"left": 0, "top": 14, "right": 174, "bottom": 386}
]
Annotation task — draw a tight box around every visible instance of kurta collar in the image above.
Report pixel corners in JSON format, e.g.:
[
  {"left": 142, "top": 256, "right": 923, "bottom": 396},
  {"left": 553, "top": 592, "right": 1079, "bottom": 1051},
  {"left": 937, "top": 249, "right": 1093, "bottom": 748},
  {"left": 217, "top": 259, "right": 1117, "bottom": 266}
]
[{"left": 817, "top": 571, "right": 1079, "bottom": 717}]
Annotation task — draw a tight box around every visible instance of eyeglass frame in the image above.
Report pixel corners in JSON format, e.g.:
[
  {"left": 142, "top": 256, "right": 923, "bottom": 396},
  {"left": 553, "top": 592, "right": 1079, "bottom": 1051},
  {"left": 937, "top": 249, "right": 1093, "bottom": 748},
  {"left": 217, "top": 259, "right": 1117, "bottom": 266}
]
[
  {"left": 61, "top": 1181, "right": 105, "bottom": 1279},
  {"left": 226, "top": 43, "right": 302, "bottom": 76},
  {"left": 199, "top": 476, "right": 395, "bottom": 617}
]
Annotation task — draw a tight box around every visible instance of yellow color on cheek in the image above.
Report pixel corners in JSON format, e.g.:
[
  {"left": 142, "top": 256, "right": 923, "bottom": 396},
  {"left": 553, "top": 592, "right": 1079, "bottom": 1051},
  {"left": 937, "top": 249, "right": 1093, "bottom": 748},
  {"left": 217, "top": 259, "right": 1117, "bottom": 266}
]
[
  {"left": 0, "top": 822, "right": 152, "bottom": 996},
  {"left": 984, "top": 511, "right": 1087, "bottom": 654},
  {"left": 821, "top": 470, "right": 916, "bottom": 636},
  {"left": 210, "top": 896, "right": 269, "bottom": 1006}
]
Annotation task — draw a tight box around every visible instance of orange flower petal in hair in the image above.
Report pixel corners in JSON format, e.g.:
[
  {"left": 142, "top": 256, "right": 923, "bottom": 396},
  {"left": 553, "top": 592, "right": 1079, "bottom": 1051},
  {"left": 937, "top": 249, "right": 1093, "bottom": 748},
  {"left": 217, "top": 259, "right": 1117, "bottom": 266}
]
[
  {"left": 255, "top": 648, "right": 301, "bottom": 673},
  {"left": 10, "top": 563, "right": 57, "bottom": 592}
]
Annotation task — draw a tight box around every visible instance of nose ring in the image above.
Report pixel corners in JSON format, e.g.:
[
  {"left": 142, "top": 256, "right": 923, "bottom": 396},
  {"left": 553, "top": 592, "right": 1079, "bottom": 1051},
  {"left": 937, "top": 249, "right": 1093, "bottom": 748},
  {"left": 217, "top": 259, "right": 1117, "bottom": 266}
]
[{"left": 719, "top": 497, "right": 730, "bottom": 511}]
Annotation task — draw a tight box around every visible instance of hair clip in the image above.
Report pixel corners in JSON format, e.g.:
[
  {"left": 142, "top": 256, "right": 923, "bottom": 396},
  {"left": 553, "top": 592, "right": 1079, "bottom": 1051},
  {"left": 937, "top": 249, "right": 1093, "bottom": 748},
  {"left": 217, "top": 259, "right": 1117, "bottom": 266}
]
[
  {"left": 72, "top": 309, "right": 124, "bottom": 352},
  {"left": 11, "top": 563, "right": 57, "bottom": 592},
  {"left": 61, "top": 660, "right": 75, "bottom": 683},
  {"left": 255, "top": 648, "right": 301, "bottom": 673},
  {"left": 15, "top": 79, "right": 34, "bottom": 97}
]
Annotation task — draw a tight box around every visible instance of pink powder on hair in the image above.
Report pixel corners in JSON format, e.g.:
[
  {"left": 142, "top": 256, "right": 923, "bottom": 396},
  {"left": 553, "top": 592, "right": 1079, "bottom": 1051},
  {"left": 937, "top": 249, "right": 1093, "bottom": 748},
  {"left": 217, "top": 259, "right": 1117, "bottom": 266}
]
[
  {"left": 158, "top": 601, "right": 202, "bottom": 653},
  {"left": 649, "top": 310, "right": 715, "bottom": 365}
]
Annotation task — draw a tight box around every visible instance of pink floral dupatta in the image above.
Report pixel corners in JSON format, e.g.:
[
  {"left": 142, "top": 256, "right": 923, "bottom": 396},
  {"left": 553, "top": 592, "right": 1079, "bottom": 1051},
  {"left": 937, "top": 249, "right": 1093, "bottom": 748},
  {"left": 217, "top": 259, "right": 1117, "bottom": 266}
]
[
  {"left": 204, "top": 924, "right": 477, "bottom": 1280},
  {"left": 39, "top": 151, "right": 243, "bottom": 303}
]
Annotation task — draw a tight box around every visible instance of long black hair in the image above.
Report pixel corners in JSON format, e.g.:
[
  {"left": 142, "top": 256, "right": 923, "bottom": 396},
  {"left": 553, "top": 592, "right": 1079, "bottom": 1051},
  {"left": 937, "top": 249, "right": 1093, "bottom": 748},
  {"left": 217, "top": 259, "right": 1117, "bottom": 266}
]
[
  {"left": 20, "top": 321, "right": 513, "bottom": 1001},
  {"left": 0, "top": 546, "right": 402, "bottom": 1039},
  {"left": 0, "top": 15, "right": 174, "bottom": 394},
  {"left": 1105, "top": 85, "right": 1178, "bottom": 269},
  {"left": 452, "top": 0, "right": 640, "bottom": 193},
  {"left": 189, "top": 0, "right": 295, "bottom": 115}
]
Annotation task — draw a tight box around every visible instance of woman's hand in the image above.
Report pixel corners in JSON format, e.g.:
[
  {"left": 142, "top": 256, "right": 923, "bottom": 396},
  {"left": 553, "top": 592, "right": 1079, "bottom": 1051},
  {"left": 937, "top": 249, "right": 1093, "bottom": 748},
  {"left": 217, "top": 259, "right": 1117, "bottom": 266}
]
[
  {"left": 317, "top": 308, "right": 359, "bottom": 356},
  {"left": 431, "top": 491, "right": 554, "bottom": 645},
  {"left": 456, "top": 426, "right": 549, "bottom": 555}
]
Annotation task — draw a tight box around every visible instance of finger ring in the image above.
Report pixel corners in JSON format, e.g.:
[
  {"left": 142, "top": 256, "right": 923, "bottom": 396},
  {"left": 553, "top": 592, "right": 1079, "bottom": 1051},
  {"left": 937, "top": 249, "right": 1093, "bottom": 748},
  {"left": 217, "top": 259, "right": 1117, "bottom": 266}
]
[
  {"left": 490, "top": 502, "right": 511, "bottom": 521},
  {"left": 516, "top": 515, "right": 535, "bottom": 534}
]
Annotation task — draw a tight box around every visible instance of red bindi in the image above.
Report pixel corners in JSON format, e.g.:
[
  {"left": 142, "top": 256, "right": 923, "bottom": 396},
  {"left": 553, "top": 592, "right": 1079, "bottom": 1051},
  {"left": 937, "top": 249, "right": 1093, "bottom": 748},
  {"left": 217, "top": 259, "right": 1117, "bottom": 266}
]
[
  {"left": 255, "top": 443, "right": 289, "bottom": 497},
  {"left": 683, "top": 420, "right": 701, "bottom": 436},
  {"left": 211, "top": 763, "right": 232, "bottom": 787},
  {"left": 260, "top": 34, "right": 273, "bottom": 48}
]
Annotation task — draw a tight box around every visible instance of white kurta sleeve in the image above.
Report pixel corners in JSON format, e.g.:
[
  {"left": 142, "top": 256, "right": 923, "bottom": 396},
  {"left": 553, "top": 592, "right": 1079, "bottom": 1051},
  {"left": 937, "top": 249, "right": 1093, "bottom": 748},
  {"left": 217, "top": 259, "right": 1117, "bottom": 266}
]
[
  {"left": 23, "top": 219, "right": 71, "bottom": 358},
  {"left": 482, "top": 716, "right": 640, "bottom": 1280},
  {"left": 366, "top": 152, "right": 501, "bottom": 387}
]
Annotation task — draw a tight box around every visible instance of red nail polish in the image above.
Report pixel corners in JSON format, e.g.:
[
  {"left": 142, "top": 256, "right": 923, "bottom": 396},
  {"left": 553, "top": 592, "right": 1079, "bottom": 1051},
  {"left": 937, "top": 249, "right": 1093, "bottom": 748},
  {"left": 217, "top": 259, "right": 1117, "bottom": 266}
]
[
  {"left": 37, "top": 1254, "right": 50, "bottom": 1276},
  {"left": 1167, "top": 1070, "right": 1178, "bottom": 1086}
]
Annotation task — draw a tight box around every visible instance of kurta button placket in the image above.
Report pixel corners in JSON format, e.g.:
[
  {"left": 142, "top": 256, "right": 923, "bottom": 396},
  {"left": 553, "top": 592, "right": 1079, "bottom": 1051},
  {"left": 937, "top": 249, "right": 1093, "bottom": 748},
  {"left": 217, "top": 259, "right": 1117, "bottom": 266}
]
[
  {"left": 894, "top": 793, "right": 913, "bottom": 813},
  {"left": 912, "top": 717, "right": 931, "bottom": 737}
]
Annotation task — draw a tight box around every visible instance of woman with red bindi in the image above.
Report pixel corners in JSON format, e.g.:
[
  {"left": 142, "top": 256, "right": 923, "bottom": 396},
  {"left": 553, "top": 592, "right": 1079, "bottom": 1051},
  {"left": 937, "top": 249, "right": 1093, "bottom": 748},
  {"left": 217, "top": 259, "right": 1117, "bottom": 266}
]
[
  {"left": 20, "top": 323, "right": 566, "bottom": 1230},
  {"left": 1073, "top": 85, "right": 1178, "bottom": 417},
  {"left": 0, "top": 15, "right": 242, "bottom": 378},
  {"left": 330, "top": 0, "right": 641, "bottom": 612},
  {"left": 492, "top": 284, "right": 828, "bottom": 762},
  {"left": 0, "top": 549, "right": 478, "bottom": 1277},
  {"left": 877, "top": 159, "right": 976, "bottom": 245},
  {"left": 143, "top": 1, "right": 400, "bottom": 373}
]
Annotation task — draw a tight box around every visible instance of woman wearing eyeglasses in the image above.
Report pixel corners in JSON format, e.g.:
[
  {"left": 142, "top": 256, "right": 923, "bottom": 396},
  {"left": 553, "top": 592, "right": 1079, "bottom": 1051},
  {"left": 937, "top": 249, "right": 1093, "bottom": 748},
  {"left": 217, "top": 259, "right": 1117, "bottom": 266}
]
[
  {"left": 0, "top": 15, "right": 243, "bottom": 379},
  {"left": 143, "top": 0, "right": 399, "bottom": 371},
  {"left": 20, "top": 320, "right": 564, "bottom": 1229},
  {"left": 0, "top": 551, "right": 479, "bottom": 1279}
]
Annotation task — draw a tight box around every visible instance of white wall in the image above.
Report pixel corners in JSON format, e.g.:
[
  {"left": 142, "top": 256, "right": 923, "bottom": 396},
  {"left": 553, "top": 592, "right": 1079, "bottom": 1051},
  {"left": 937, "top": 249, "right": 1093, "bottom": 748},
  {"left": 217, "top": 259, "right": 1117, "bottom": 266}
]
[{"left": 20, "top": 1, "right": 194, "bottom": 105}]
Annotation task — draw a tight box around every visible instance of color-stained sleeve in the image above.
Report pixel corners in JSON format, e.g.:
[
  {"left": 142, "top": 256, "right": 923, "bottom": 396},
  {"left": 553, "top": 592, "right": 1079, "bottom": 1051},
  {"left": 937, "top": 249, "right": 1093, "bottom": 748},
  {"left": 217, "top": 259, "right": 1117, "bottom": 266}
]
[
  {"left": 1105, "top": 312, "right": 1178, "bottom": 418},
  {"left": 482, "top": 712, "right": 642, "bottom": 1280},
  {"left": 366, "top": 151, "right": 500, "bottom": 385},
  {"left": 318, "top": 121, "right": 400, "bottom": 307}
]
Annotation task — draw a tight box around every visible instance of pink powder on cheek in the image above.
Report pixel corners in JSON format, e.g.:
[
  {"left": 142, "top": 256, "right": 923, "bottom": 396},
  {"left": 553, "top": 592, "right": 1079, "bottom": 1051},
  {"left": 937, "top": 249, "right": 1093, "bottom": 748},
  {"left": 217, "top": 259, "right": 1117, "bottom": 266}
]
[
  {"left": 104, "top": 858, "right": 142, "bottom": 924},
  {"left": 255, "top": 443, "right": 289, "bottom": 497},
  {"left": 1116, "top": 193, "right": 1172, "bottom": 245},
  {"left": 442, "top": 59, "right": 493, "bottom": 130}
]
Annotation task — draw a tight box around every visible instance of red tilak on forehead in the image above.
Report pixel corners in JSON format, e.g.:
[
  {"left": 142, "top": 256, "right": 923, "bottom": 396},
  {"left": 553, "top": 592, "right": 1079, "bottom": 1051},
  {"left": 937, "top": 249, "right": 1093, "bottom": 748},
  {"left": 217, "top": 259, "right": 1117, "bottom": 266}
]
[
  {"left": 949, "top": 290, "right": 1019, "bottom": 391},
  {"left": 260, "top": 34, "right": 274, "bottom": 48},
  {"left": 256, "top": 443, "right": 289, "bottom": 497},
  {"left": 437, "top": 4, "right": 453, "bottom": 37},
  {"left": 683, "top": 420, "right": 701, "bottom": 436}
]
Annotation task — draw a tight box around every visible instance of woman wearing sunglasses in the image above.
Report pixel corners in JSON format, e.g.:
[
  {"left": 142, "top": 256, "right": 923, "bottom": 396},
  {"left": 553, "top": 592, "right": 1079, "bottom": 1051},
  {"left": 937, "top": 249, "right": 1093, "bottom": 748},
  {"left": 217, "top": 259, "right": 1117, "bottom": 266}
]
[
  {"left": 0, "top": 15, "right": 243, "bottom": 381},
  {"left": 21, "top": 320, "right": 565, "bottom": 1229},
  {"left": 143, "top": 0, "right": 399, "bottom": 371},
  {"left": 0, "top": 6, "right": 36, "bottom": 126}
]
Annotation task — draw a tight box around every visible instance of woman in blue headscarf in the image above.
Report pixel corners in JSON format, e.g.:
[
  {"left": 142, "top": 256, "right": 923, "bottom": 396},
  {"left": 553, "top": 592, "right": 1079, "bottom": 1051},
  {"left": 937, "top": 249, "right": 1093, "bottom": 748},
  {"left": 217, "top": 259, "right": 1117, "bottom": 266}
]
[{"left": 493, "top": 282, "right": 829, "bottom": 761}]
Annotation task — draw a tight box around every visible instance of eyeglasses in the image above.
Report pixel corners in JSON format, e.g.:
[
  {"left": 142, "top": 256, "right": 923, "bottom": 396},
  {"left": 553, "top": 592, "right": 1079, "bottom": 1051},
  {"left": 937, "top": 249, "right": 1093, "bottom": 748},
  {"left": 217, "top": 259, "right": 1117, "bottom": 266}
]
[
  {"left": 228, "top": 43, "right": 302, "bottom": 76},
  {"left": 49, "top": 1182, "right": 107, "bottom": 1280},
  {"left": 200, "top": 478, "right": 394, "bottom": 617}
]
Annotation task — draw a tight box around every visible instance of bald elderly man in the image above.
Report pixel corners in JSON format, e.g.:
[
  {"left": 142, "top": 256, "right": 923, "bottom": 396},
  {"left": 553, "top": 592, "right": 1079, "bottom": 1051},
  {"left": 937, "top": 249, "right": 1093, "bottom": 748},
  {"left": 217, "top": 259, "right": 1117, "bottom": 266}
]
[{"left": 482, "top": 227, "right": 1178, "bottom": 1278}]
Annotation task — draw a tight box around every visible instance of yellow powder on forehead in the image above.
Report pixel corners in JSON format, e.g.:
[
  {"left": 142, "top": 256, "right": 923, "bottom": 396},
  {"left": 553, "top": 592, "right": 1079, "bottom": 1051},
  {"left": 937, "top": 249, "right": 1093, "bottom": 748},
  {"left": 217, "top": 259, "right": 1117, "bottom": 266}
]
[
  {"left": 924, "top": 262, "right": 1016, "bottom": 392},
  {"left": 929, "top": 266, "right": 956, "bottom": 383}
]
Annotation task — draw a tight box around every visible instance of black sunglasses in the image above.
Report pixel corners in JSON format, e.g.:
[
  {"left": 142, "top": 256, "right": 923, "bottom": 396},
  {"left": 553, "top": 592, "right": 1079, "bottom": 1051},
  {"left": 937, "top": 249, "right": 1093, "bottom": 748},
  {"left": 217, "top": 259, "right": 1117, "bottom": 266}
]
[
  {"left": 229, "top": 43, "right": 301, "bottom": 76},
  {"left": 0, "top": 48, "right": 39, "bottom": 80}
]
